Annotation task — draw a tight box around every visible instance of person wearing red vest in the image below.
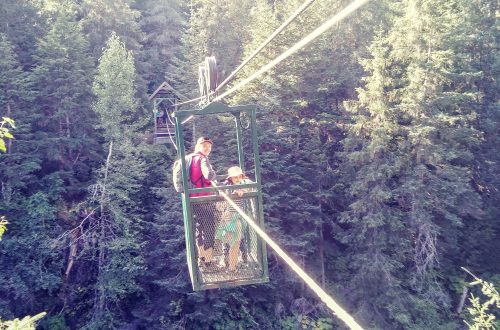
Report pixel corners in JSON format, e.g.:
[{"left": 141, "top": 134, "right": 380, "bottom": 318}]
[
  {"left": 190, "top": 137, "right": 218, "bottom": 271},
  {"left": 189, "top": 137, "right": 215, "bottom": 198}
]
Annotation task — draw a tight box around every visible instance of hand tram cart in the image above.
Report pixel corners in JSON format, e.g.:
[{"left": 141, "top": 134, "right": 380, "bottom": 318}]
[{"left": 172, "top": 102, "right": 269, "bottom": 291}]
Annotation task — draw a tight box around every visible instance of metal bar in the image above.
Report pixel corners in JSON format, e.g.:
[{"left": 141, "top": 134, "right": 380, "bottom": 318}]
[
  {"left": 179, "top": 102, "right": 255, "bottom": 125},
  {"left": 175, "top": 115, "right": 197, "bottom": 287},
  {"left": 187, "top": 182, "right": 258, "bottom": 194},
  {"left": 196, "top": 277, "right": 269, "bottom": 291},
  {"left": 234, "top": 113, "right": 245, "bottom": 171},
  {"left": 251, "top": 109, "right": 262, "bottom": 187},
  {"left": 250, "top": 108, "right": 268, "bottom": 277},
  {"left": 175, "top": 102, "right": 254, "bottom": 117},
  {"left": 153, "top": 100, "right": 158, "bottom": 138}
]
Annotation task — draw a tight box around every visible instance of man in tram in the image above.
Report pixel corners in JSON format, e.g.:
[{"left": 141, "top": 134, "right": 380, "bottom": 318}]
[{"left": 190, "top": 137, "right": 218, "bottom": 271}]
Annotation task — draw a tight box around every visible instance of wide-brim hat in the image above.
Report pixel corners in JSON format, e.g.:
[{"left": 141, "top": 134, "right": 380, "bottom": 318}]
[{"left": 226, "top": 166, "right": 244, "bottom": 179}]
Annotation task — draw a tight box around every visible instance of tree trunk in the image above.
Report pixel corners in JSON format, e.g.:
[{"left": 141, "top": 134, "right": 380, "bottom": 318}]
[
  {"left": 64, "top": 230, "right": 79, "bottom": 279},
  {"left": 318, "top": 129, "right": 326, "bottom": 288},
  {"left": 318, "top": 206, "right": 326, "bottom": 288},
  {"left": 192, "top": 121, "right": 196, "bottom": 147},
  {"left": 65, "top": 114, "right": 71, "bottom": 138},
  {"left": 6, "top": 103, "right": 12, "bottom": 154},
  {"left": 95, "top": 141, "right": 113, "bottom": 318},
  {"left": 456, "top": 286, "right": 469, "bottom": 314}
]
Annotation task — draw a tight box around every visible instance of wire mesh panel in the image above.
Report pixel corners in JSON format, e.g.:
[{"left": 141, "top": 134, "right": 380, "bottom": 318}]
[{"left": 189, "top": 193, "right": 268, "bottom": 290}]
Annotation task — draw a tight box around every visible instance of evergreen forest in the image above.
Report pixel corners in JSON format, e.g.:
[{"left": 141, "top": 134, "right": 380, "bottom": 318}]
[{"left": 0, "top": 0, "right": 498, "bottom": 329}]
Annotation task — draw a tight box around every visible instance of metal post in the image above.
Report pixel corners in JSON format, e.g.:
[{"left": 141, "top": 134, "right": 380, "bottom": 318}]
[
  {"left": 153, "top": 100, "right": 158, "bottom": 140},
  {"left": 250, "top": 108, "right": 268, "bottom": 275},
  {"left": 174, "top": 113, "right": 197, "bottom": 286},
  {"left": 234, "top": 113, "right": 245, "bottom": 171}
]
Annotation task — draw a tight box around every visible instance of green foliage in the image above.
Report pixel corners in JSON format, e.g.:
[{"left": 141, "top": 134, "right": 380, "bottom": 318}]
[
  {"left": 0, "top": 216, "right": 8, "bottom": 240},
  {"left": 0, "top": 117, "right": 14, "bottom": 153},
  {"left": 0, "top": 33, "right": 20, "bottom": 153},
  {"left": 136, "top": 0, "right": 185, "bottom": 89},
  {"left": 463, "top": 269, "right": 500, "bottom": 330},
  {"left": 80, "top": 0, "right": 142, "bottom": 60},
  {"left": 81, "top": 32, "right": 146, "bottom": 328},
  {"left": 0, "top": 118, "right": 14, "bottom": 133},
  {"left": 93, "top": 32, "right": 139, "bottom": 140},
  {"left": 41, "top": 314, "right": 69, "bottom": 330},
  {"left": 338, "top": 0, "right": 492, "bottom": 327},
  {"left": 0, "top": 208, "right": 45, "bottom": 330},
  {"left": 281, "top": 315, "right": 334, "bottom": 330},
  {"left": 0, "top": 312, "right": 46, "bottom": 330},
  {"left": 0, "top": 0, "right": 497, "bottom": 328}
]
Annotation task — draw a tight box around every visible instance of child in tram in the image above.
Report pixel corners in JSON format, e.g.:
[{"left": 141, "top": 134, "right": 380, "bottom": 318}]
[{"left": 215, "top": 166, "right": 253, "bottom": 272}]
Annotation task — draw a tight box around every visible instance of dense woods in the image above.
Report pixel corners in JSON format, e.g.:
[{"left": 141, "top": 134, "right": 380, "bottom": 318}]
[{"left": 0, "top": 0, "right": 498, "bottom": 329}]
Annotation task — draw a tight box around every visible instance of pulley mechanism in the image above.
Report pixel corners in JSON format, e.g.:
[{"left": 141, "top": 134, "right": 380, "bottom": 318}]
[{"left": 198, "top": 56, "right": 218, "bottom": 104}]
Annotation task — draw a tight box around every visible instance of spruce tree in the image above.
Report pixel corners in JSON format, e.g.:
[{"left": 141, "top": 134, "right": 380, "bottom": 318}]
[
  {"left": 228, "top": 0, "right": 386, "bottom": 326},
  {"left": 0, "top": 0, "right": 44, "bottom": 68},
  {"left": 28, "top": 0, "right": 97, "bottom": 202},
  {"left": 0, "top": 3, "right": 95, "bottom": 322},
  {"left": 135, "top": 0, "right": 185, "bottom": 89},
  {"left": 0, "top": 34, "right": 23, "bottom": 153},
  {"left": 454, "top": 0, "right": 500, "bottom": 277},
  {"left": 80, "top": 0, "right": 150, "bottom": 99},
  {"left": 80, "top": 0, "right": 142, "bottom": 61},
  {"left": 82, "top": 33, "right": 146, "bottom": 328},
  {"left": 341, "top": 0, "right": 485, "bottom": 327}
]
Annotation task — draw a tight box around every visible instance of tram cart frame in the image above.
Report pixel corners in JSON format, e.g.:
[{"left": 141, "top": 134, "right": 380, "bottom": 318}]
[{"left": 172, "top": 102, "right": 269, "bottom": 291}]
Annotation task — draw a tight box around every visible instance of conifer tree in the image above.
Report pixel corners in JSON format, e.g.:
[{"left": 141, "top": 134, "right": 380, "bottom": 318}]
[
  {"left": 0, "top": 0, "right": 496, "bottom": 327},
  {"left": 172, "top": 0, "right": 254, "bottom": 99},
  {"left": 80, "top": 0, "right": 150, "bottom": 99},
  {"left": 341, "top": 0, "right": 484, "bottom": 327},
  {"left": 28, "top": 0, "right": 97, "bottom": 202},
  {"left": 83, "top": 32, "right": 146, "bottom": 328},
  {"left": 229, "top": 1, "right": 384, "bottom": 326},
  {"left": 454, "top": 0, "right": 500, "bottom": 277},
  {"left": 0, "top": 3, "right": 95, "bottom": 321},
  {"left": 80, "top": 0, "right": 142, "bottom": 61},
  {"left": 0, "top": 34, "right": 22, "bottom": 154},
  {"left": 136, "top": 0, "right": 186, "bottom": 89},
  {"left": 0, "top": 0, "right": 43, "bottom": 68}
]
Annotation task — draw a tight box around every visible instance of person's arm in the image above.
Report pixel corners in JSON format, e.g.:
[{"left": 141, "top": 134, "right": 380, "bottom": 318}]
[
  {"left": 200, "top": 157, "right": 216, "bottom": 181},
  {"left": 237, "top": 178, "right": 253, "bottom": 196}
]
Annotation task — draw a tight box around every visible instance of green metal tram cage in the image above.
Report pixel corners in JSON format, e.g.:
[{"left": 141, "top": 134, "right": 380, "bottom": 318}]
[{"left": 172, "top": 102, "right": 269, "bottom": 291}]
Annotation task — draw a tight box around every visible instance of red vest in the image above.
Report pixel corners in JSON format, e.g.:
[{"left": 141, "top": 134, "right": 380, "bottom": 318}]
[{"left": 189, "top": 152, "right": 212, "bottom": 197}]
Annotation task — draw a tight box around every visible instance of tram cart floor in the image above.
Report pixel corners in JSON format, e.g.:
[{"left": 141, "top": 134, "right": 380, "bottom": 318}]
[{"left": 197, "top": 254, "right": 264, "bottom": 285}]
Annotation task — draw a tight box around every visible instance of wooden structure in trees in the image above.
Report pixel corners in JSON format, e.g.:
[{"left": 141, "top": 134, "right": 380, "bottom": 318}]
[{"left": 148, "top": 81, "right": 184, "bottom": 144}]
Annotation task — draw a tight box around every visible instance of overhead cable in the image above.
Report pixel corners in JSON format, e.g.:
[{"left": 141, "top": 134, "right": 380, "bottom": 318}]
[
  {"left": 180, "top": 0, "right": 317, "bottom": 124},
  {"left": 215, "top": 0, "right": 317, "bottom": 92},
  {"left": 213, "top": 0, "right": 371, "bottom": 103},
  {"left": 175, "top": 95, "right": 205, "bottom": 107},
  {"left": 214, "top": 184, "right": 364, "bottom": 330},
  {"left": 182, "top": 0, "right": 371, "bottom": 125}
]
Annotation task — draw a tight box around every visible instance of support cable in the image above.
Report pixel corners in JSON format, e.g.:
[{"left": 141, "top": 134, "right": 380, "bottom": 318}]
[
  {"left": 182, "top": 0, "right": 370, "bottom": 125},
  {"left": 215, "top": 0, "right": 317, "bottom": 93},
  {"left": 173, "top": 0, "right": 316, "bottom": 110},
  {"left": 165, "top": 117, "right": 177, "bottom": 150},
  {"left": 175, "top": 95, "right": 205, "bottom": 107},
  {"left": 213, "top": 183, "right": 364, "bottom": 330},
  {"left": 166, "top": 108, "right": 176, "bottom": 126},
  {"left": 213, "top": 0, "right": 370, "bottom": 103}
]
